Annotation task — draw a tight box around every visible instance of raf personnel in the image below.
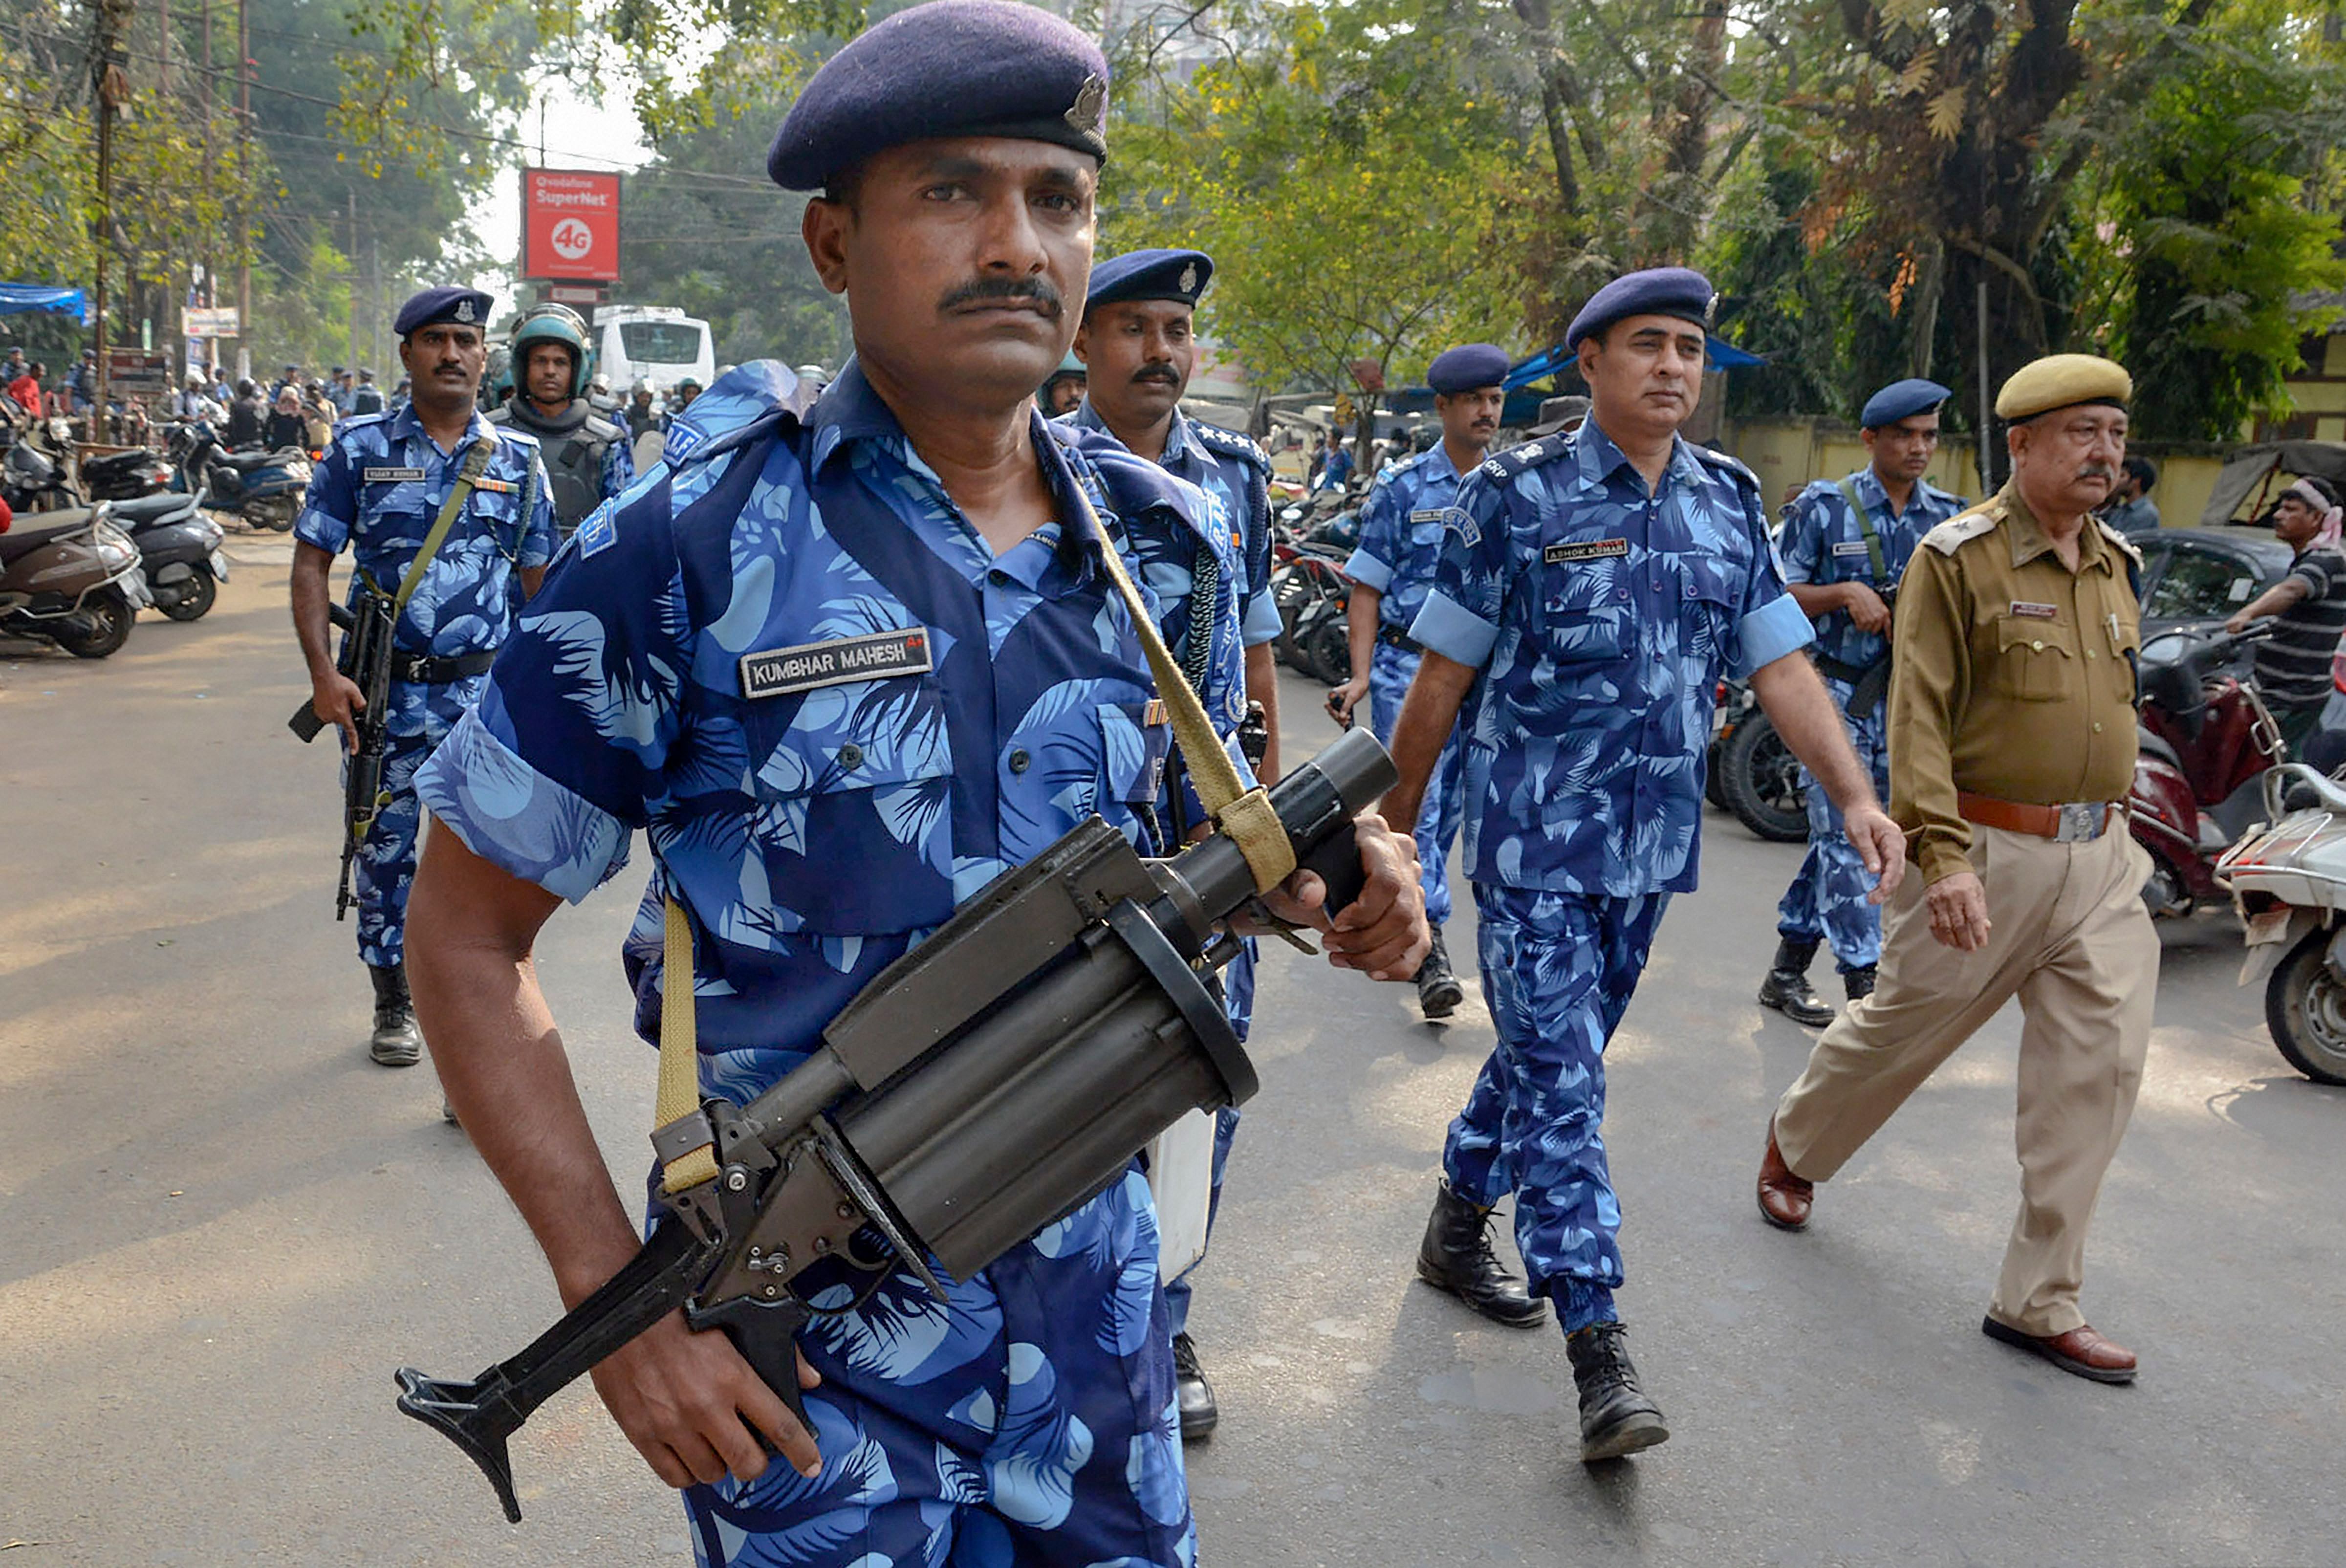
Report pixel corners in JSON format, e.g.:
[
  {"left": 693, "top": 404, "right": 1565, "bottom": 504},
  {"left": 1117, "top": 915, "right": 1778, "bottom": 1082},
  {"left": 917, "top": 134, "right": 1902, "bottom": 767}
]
[
  {"left": 402, "top": 4, "right": 1426, "bottom": 1562},
  {"left": 289, "top": 284, "right": 555, "bottom": 1068},
  {"left": 1383, "top": 268, "right": 1902, "bottom": 1462},
  {"left": 1760, "top": 379, "right": 1965, "bottom": 1025},
  {"left": 486, "top": 303, "right": 634, "bottom": 541},
  {"left": 1758, "top": 354, "right": 2156, "bottom": 1386},
  {"left": 350, "top": 367, "right": 386, "bottom": 416},
  {"left": 1040, "top": 351, "right": 1087, "bottom": 415},
  {"left": 1336, "top": 343, "right": 1510, "bottom": 1020},
  {"left": 1061, "top": 243, "right": 1284, "bottom": 1441}
]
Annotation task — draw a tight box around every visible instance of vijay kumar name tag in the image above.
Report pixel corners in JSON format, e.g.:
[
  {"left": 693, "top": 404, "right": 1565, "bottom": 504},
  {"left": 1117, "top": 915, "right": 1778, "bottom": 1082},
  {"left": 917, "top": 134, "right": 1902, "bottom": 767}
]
[
  {"left": 740, "top": 627, "right": 933, "bottom": 699},
  {"left": 2009, "top": 600, "right": 2058, "bottom": 620},
  {"left": 363, "top": 466, "right": 426, "bottom": 483},
  {"left": 1544, "top": 538, "right": 1630, "bottom": 565}
]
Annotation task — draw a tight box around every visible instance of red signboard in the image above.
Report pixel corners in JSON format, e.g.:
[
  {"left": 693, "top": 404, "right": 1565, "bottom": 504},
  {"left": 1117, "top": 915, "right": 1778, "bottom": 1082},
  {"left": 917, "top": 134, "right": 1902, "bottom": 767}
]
[{"left": 522, "top": 168, "right": 621, "bottom": 283}]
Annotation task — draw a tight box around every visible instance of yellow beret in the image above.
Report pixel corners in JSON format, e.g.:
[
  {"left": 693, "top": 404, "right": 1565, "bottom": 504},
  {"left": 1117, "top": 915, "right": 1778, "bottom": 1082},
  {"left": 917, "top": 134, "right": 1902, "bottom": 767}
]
[{"left": 1994, "top": 354, "right": 2132, "bottom": 421}]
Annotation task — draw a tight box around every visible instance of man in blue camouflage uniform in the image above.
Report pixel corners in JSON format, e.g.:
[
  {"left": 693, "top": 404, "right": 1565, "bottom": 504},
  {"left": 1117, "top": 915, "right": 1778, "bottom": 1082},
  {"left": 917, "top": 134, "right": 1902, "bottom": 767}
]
[
  {"left": 1062, "top": 244, "right": 1283, "bottom": 1441},
  {"left": 1382, "top": 268, "right": 1904, "bottom": 1463},
  {"left": 1336, "top": 342, "right": 1510, "bottom": 1022},
  {"left": 400, "top": 7, "right": 1426, "bottom": 1562},
  {"left": 289, "top": 283, "right": 556, "bottom": 1068},
  {"left": 1760, "top": 379, "right": 1964, "bottom": 1027}
]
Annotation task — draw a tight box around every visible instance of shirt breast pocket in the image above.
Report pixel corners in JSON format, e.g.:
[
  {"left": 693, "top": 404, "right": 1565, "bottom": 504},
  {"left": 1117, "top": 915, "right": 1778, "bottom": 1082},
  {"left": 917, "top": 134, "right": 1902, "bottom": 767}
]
[
  {"left": 1994, "top": 615, "right": 2079, "bottom": 702},
  {"left": 1539, "top": 543, "right": 1629, "bottom": 664},
  {"left": 745, "top": 674, "right": 956, "bottom": 934}
]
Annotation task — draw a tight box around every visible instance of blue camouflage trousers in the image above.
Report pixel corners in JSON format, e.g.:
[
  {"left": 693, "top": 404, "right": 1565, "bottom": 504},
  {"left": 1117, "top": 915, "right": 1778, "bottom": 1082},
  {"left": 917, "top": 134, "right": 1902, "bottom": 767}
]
[
  {"left": 1367, "top": 642, "right": 1466, "bottom": 928},
  {"left": 1443, "top": 884, "right": 1671, "bottom": 1335},
  {"left": 1162, "top": 945, "right": 1250, "bottom": 1341},
  {"left": 1774, "top": 677, "right": 1891, "bottom": 973},
  {"left": 684, "top": 1168, "right": 1194, "bottom": 1568},
  {"left": 348, "top": 675, "right": 480, "bottom": 968}
]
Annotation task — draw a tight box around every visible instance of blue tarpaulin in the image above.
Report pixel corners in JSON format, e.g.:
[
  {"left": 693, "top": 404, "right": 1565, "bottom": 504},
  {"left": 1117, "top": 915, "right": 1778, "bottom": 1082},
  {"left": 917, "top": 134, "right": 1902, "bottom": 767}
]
[{"left": 0, "top": 284, "right": 88, "bottom": 324}]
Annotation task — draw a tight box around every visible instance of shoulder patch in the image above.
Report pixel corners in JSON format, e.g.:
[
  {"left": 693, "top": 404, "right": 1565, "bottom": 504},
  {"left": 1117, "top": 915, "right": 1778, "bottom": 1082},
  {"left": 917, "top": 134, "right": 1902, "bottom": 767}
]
[
  {"left": 339, "top": 410, "right": 391, "bottom": 433},
  {"left": 1920, "top": 506, "right": 2002, "bottom": 556},
  {"left": 1692, "top": 444, "right": 1760, "bottom": 489},
  {"left": 1191, "top": 421, "right": 1269, "bottom": 470},
  {"left": 1486, "top": 437, "right": 1563, "bottom": 482},
  {"left": 2094, "top": 518, "right": 2145, "bottom": 567}
]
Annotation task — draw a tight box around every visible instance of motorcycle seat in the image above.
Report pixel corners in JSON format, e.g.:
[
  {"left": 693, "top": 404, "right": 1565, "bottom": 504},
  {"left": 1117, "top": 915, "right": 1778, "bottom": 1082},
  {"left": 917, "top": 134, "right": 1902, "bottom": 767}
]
[
  {"left": 0, "top": 513, "right": 101, "bottom": 561},
  {"left": 219, "top": 449, "right": 284, "bottom": 471},
  {"left": 109, "top": 492, "right": 197, "bottom": 524},
  {"left": 84, "top": 448, "right": 162, "bottom": 473},
  {"left": 2138, "top": 727, "right": 2184, "bottom": 774}
]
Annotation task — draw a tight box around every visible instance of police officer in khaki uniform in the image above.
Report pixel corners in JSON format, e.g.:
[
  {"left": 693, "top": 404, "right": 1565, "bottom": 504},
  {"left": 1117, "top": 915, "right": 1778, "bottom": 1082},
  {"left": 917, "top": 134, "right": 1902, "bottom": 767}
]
[{"left": 1754, "top": 353, "right": 2157, "bottom": 1385}]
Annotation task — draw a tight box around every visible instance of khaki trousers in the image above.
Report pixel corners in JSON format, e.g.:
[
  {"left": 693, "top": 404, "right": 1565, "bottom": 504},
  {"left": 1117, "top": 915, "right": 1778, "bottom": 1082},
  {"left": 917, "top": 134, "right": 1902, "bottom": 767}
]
[{"left": 1772, "top": 823, "right": 2159, "bottom": 1336}]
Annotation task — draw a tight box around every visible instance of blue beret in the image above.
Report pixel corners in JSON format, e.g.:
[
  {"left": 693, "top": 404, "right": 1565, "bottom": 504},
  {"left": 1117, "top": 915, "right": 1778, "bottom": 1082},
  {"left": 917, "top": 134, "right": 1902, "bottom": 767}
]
[
  {"left": 1860, "top": 377, "right": 1952, "bottom": 429},
  {"left": 393, "top": 285, "right": 494, "bottom": 337},
  {"left": 1086, "top": 248, "right": 1212, "bottom": 314},
  {"left": 1426, "top": 344, "right": 1510, "bottom": 395},
  {"left": 768, "top": 0, "right": 1110, "bottom": 191},
  {"left": 1565, "top": 267, "right": 1716, "bottom": 349}
]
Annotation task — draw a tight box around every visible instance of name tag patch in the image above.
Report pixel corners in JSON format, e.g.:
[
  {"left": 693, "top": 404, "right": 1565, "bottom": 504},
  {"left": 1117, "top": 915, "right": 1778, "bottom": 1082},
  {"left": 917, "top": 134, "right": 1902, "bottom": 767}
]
[
  {"left": 363, "top": 466, "right": 426, "bottom": 483},
  {"left": 1544, "top": 538, "right": 1630, "bottom": 565},
  {"left": 2009, "top": 600, "right": 2058, "bottom": 620},
  {"left": 1409, "top": 509, "right": 1447, "bottom": 523},
  {"left": 1831, "top": 541, "right": 1871, "bottom": 557},
  {"left": 740, "top": 628, "right": 933, "bottom": 699}
]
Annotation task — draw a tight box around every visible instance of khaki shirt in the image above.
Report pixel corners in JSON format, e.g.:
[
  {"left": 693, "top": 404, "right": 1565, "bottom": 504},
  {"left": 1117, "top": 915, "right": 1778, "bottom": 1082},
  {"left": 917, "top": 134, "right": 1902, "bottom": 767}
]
[{"left": 1887, "top": 481, "right": 2143, "bottom": 884}]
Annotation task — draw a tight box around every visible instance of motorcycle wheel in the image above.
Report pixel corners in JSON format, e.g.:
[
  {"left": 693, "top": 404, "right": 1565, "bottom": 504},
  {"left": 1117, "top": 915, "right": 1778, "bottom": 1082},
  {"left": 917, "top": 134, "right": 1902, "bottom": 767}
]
[
  {"left": 2263, "top": 928, "right": 2346, "bottom": 1085},
  {"left": 161, "top": 568, "right": 217, "bottom": 622},
  {"left": 1719, "top": 710, "right": 1809, "bottom": 843},
  {"left": 1705, "top": 740, "right": 1729, "bottom": 809},
  {"left": 248, "top": 497, "right": 296, "bottom": 532},
  {"left": 55, "top": 586, "right": 135, "bottom": 658},
  {"left": 1299, "top": 612, "right": 1351, "bottom": 686}
]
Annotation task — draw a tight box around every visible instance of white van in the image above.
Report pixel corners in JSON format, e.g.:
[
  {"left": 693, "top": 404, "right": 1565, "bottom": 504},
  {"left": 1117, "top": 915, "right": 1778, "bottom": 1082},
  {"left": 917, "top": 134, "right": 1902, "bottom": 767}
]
[{"left": 595, "top": 305, "right": 715, "bottom": 395}]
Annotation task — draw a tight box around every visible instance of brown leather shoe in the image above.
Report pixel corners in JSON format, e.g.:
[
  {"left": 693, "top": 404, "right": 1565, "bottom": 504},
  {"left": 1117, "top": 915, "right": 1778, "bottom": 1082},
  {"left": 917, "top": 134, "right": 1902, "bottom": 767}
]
[
  {"left": 1981, "top": 1316, "right": 2138, "bottom": 1384},
  {"left": 1756, "top": 1118, "right": 1813, "bottom": 1231}
]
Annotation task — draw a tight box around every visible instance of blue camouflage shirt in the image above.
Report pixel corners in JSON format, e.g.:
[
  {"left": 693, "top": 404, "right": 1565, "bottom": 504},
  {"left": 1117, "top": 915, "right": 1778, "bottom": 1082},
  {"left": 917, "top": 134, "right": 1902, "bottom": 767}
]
[
  {"left": 413, "top": 360, "right": 1246, "bottom": 1104},
  {"left": 1777, "top": 467, "right": 1964, "bottom": 670},
  {"left": 1065, "top": 401, "right": 1281, "bottom": 649},
  {"left": 294, "top": 403, "right": 557, "bottom": 737},
  {"left": 1408, "top": 422, "right": 1814, "bottom": 898},
  {"left": 1343, "top": 443, "right": 1467, "bottom": 633}
]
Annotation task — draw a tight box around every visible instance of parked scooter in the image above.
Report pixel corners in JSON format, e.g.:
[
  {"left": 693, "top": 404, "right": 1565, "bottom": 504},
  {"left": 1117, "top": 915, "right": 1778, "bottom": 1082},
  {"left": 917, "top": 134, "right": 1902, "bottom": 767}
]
[
  {"left": 2130, "top": 623, "right": 2283, "bottom": 916},
  {"left": 171, "top": 420, "right": 310, "bottom": 532},
  {"left": 2216, "top": 763, "right": 2346, "bottom": 1084},
  {"left": 81, "top": 442, "right": 175, "bottom": 501},
  {"left": 1, "top": 427, "right": 82, "bottom": 514},
  {"left": 111, "top": 487, "right": 228, "bottom": 620},
  {"left": 0, "top": 504, "right": 151, "bottom": 656}
]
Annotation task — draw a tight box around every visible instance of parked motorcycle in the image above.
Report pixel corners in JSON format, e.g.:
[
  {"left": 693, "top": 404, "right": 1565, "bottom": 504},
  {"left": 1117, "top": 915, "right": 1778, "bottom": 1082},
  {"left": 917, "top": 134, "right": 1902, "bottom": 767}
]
[
  {"left": 2131, "top": 623, "right": 2283, "bottom": 916},
  {"left": 0, "top": 504, "right": 150, "bottom": 656},
  {"left": 1707, "top": 678, "right": 1808, "bottom": 842},
  {"left": 80, "top": 443, "right": 175, "bottom": 501},
  {"left": 1, "top": 427, "right": 83, "bottom": 514},
  {"left": 2216, "top": 763, "right": 2346, "bottom": 1084},
  {"left": 110, "top": 487, "right": 228, "bottom": 620},
  {"left": 172, "top": 421, "right": 310, "bottom": 532},
  {"left": 1270, "top": 539, "right": 1351, "bottom": 685}
]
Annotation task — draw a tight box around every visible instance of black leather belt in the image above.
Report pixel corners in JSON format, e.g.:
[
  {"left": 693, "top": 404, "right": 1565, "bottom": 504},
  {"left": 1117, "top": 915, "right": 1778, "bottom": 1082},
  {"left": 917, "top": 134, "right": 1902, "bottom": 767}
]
[
  {"left": 391, "top": 648, "right": 498, "bottom": 684},
  {"left": 1376, "top": 624, "right": 1422, "bottom": 654}
]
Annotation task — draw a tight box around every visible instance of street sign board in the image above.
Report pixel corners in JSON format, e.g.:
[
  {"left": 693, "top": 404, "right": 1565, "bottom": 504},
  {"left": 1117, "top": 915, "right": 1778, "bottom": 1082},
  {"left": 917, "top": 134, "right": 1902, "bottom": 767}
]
[
  {"left": 105, "top": 348, "right": 172, "bottom": 394},
  {"left": 543, "top": 283, "right": 606, "bottom": 305},
  {"left": 522, "top": 168, "right": 622, "bottom": 283},
  {"left": 181, "top": 305, "right": 240, "bottom": 338}
]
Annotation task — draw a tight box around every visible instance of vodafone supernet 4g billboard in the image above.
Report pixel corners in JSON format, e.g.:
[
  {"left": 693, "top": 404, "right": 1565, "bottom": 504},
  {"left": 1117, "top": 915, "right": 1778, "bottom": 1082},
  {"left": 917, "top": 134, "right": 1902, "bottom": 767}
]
[{"left": 522, "top": 168, "right": 621, "bottom": 283}]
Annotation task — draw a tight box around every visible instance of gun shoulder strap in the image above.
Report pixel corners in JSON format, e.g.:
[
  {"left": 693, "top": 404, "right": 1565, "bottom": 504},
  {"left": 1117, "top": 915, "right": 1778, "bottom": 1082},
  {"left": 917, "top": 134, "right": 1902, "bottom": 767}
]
[
  {"left": 655, "top": 892, "right": 717, "bottom": 1195},
  {"left": 1072, "top": 479, "right": 1296, "bottom": 894},
  {"left": 1835, "top": 477, "right": 1888, "bottom": 584},
  {"left": 384, "top": 435, "right": 498, "bottom": 613}
]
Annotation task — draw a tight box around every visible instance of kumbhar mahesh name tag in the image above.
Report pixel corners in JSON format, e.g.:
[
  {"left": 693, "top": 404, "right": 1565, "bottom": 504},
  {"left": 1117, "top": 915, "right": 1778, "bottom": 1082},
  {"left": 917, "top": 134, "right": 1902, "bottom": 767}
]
[
  {"left": 741, "top": 628, "right": 933, "bottom": 699},
  {"left": 1544, "top": 539, "right": 1630, "bottom": 564}
]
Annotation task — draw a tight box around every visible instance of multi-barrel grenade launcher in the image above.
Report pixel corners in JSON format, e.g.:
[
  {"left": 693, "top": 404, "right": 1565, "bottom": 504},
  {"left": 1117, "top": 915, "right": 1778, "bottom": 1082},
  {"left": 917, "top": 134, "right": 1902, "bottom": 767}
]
[{"left": 393, "top": 726, "right": 1399, "bottom": 1522}]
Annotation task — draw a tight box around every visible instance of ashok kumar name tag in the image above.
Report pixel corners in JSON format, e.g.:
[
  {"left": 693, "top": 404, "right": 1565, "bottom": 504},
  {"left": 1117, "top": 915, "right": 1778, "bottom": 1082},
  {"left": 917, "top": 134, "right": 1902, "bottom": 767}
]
[
  {"left": 1544, "top": 538, "right": 1630, "bottom": 564},
  {"left": 740, "top": 628, "right": 934, "bottom": 699}
]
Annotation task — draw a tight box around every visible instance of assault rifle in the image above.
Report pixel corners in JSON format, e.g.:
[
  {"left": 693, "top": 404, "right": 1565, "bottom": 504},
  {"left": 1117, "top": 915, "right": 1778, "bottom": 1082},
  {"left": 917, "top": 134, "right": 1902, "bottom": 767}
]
[
  {"left": 288, "top": 589, "right": 398, "bottom": 919},
  {"left": 393, "top": 726, "right": 1397, "bottom": 1523}
]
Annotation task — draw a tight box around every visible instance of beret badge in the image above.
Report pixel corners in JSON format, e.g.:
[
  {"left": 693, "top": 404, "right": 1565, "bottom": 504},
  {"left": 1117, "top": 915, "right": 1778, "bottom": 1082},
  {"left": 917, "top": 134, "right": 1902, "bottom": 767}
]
[
  {"left": 1066, "top": 73, "right": 1108, "bottom": 133},
  {"left": 454, "top": 298, "right": 477, "bottom": 324},
  {"left": 1178, "top": 261, "right": 1198, "bottom": 294}
]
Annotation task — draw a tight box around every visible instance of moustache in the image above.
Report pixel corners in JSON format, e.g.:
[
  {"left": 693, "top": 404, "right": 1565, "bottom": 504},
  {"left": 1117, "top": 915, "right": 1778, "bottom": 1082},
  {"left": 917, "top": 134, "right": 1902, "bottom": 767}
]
[
  {"left": 1131, "top": 365, "right": 1180, "bottom": 386},
  {"left": 2076, "top": 464, "right": 2114, "bottom": 482},
  {"left": 937, "top": 276, "right": 1063, "bottom": 317}
]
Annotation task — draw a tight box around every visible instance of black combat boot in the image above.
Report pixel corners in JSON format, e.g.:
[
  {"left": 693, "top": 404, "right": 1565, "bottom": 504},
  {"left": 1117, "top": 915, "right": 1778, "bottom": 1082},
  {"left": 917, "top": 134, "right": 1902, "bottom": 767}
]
[
  {"left": 1565, "top": 1322, "right": 1669, "bottom": 1461},
  {"left": 1415, "top": 922, "right": 1465, "bottom": 1020},
  {"left": 1844, "top": 964, "right": 1878, "bottom": 1003},
  {"left": 1172, "top": 1331, "right": 1218, "bottom": 1440},
  {"left": 1757, "top": 937, "right": 1834, "bottom": 1027},
  {"left": 1416, "top": 1181, "right": 1546, "bottom": 1327},
  {"left": 369, "top": 961, "right": 421, "bottom": 1067}
]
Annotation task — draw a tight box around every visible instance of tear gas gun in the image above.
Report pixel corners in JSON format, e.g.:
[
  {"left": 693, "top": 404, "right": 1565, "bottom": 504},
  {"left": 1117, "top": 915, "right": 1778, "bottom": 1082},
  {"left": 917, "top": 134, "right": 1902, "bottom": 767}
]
[{"left": 393, "top": 726, "right": 1398, "bottom": 1523}]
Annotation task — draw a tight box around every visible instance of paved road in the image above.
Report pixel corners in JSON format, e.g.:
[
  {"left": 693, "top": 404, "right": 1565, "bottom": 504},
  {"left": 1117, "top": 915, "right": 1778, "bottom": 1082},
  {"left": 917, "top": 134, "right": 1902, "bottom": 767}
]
[{"left": 3, "top": 550, "right": 2340, "bottom": 1565}]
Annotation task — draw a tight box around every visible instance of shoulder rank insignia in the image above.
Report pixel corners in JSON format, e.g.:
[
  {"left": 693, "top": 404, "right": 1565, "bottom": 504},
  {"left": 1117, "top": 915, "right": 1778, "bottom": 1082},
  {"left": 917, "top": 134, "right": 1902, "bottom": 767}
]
[{"left": 1921, "top": 507, "right": 2002, "bottom": 557}]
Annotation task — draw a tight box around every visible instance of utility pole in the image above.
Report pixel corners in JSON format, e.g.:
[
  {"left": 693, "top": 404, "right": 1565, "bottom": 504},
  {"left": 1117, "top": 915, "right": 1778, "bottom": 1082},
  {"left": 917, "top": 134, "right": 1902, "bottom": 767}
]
[
  {"left": 235, "top": 0, "right": 250, "bottom": 382},
  {"left": 369, "top": 236, "right": 382, "bottom": 376},
  {"left": 92, "top": 0, "right": 134, "bottom": 440},
  {"left": 348, "top": 188, "right": 361, "bottom": 370}
]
